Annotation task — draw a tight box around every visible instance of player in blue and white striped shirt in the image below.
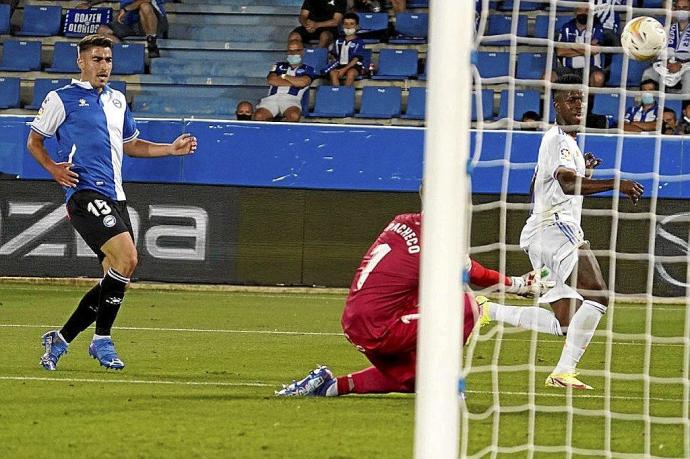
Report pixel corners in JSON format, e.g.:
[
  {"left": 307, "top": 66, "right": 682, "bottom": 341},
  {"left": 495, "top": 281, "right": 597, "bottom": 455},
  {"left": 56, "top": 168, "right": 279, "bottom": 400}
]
[
  {"left": 326, "top": 13, "right": 366, "bottom": 87},
  {"left": 624, "top": 79, "right": 660, "bottom": 132},
  {"left": 28, "top": 35, "right": 197, "bottom": 372},
  {"left": 555, "top": 6, "right": 606, "bottom": 87}
]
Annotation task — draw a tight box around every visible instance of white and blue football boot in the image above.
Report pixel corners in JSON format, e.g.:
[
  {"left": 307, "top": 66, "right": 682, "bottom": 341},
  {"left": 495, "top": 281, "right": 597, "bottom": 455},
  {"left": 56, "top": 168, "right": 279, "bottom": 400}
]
[
  {"left": 39, "top": 331, "right": 68, "bottom": 371},
  {"left": 88, "top": 337, "right": 125, "bottom": 370},
  {"left": 275, "top": 365, "right": 335, "bottom": 397}
]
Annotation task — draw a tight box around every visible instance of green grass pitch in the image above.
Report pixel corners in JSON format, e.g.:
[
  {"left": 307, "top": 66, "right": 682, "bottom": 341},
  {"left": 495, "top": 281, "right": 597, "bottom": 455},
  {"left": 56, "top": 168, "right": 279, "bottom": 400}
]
[{"left": 1, "top": 282, "right": 687, "bottom": 458}]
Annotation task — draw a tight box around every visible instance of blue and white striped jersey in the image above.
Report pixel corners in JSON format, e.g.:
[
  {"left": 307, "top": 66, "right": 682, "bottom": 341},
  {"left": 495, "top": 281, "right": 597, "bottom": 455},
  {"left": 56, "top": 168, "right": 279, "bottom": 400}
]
[
  {"left": 267, "top": 62, "right": 316, "bottom": 98},
  {"left": 331, "top": 37, "right": 365, "bottom": 65},
  {"left": 625, "top": 103, "right": 659, "bottom": 123},
  {"left": 593, "top": 0, "right": 622, "bottom": 33},
  {"left": 558, "top": 19, "right": 605, "bottom": 69},
  {"left": 30, "top": 79, "right": 138, "bottom": 203}
]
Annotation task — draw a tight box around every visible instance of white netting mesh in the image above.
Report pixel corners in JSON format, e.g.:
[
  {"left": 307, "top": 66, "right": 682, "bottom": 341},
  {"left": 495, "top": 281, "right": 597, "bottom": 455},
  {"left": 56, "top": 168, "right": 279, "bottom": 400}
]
[{"left": 463, "top": 0, "right": 690, "bottom": 457}]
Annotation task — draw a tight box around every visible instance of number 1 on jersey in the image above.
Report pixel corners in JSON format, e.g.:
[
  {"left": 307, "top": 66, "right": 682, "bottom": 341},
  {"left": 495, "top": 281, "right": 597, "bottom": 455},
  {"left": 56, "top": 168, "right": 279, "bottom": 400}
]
[{"left": 356, "top": 243, "right": 391, "bottom": 290}]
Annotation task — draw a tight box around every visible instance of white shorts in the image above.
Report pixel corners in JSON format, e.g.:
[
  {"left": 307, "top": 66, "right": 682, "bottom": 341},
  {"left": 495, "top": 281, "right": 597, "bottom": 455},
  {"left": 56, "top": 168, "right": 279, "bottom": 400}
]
[
  {"left": 256, "top": 94, "right": 302, "bottom": 117},
  {"left": 523, "top": 222, "right": 586, "bottom": 304}
]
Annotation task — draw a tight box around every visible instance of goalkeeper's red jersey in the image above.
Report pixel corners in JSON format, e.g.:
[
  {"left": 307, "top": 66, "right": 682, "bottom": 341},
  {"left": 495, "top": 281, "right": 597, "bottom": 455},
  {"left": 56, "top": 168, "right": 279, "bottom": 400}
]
[{"left": 342, "top": 213, "right": 423, "bottom": 342}]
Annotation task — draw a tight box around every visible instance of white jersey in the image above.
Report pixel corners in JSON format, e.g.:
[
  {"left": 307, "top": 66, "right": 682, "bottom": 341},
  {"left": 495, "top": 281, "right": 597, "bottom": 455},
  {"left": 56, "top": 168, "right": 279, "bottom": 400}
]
[{"left": 520, "top": 125, "right": 586, "bottom": 249}]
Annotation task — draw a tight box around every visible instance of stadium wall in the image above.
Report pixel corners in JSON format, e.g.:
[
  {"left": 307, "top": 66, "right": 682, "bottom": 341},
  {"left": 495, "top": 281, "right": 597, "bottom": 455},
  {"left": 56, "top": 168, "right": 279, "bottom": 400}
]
[{"left": 2, "top": 181, "right": 690, "bottom": 296}]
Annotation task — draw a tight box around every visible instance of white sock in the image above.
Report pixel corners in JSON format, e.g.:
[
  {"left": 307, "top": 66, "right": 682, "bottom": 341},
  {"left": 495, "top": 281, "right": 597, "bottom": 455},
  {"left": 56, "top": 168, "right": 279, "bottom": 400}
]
[
  {"left": 56, "top": 331, "right": 69, "bottom": 344},
  {"left": 553, "top": 300, "right": 606, "bottom": 374},
  {"left": 325, "top": 379, "right": 339, "bottom": 397},
  {"left": 93, "top": 334, "right": 111, "bottom": 341},
  {"left": 488, "top": 302, "right": 563, "bottom": 336}
]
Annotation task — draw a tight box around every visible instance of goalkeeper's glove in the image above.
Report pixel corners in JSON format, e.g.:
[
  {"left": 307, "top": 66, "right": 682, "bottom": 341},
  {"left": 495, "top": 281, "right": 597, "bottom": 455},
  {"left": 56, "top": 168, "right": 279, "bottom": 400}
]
[{"left": 506, "top": 268, "right": 555, "bottom": 298}]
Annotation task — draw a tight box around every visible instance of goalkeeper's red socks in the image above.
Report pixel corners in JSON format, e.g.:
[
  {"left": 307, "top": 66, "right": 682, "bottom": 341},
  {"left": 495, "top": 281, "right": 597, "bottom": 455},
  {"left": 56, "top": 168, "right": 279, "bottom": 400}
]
[{"left": 335, "top": 366, "right": 413, "bottom": 395}]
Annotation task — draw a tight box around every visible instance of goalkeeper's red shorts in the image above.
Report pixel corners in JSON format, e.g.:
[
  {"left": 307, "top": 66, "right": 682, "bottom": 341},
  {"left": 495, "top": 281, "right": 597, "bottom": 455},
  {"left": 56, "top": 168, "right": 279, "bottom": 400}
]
[{"left": 343, "top": 293, "right": 478, "bottom": 388}]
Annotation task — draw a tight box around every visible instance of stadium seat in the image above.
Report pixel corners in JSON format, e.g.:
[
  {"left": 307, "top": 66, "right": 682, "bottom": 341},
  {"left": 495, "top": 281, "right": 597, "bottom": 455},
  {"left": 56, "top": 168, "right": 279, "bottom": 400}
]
[
  {"left": 356, "top": 86, "right": 402, "bottom": 118},
  {"left": 499, "top": 89, "right": 541, "bottom": 120},
  {"left": 643, "top": 0, "right": 664, "bottom": 6},
  {"left": 517, "top": 52, "right": 547, "bottom": 80},
  {"left": 27, "top": 78, "right": 71, "bottom": 110},
  {"left": 535, "top": 15, "right": 571, "bottom": 39},
  {"left": 389, "top": 13, "right": 428, "bottom": 44},
  {"left": 592, "top": 93, "right": 625, "bottom": 127},
  {"left": 309, "top": 85, "right": 355, "bottom": 117},
  {"left": 16, "top": 5, "right": 62, "bottom": 37},
  {"left": 303, "top": 47, "right": 329, "bottom": 76},
  {"left": 497, "top": 0, "right": 542, "bottom": 11},
  {"left": 112, "top": 43, "right": 145, "bottom": 75},
  {"left": 471, "top": 89, "right": 495, "bottom": 121},
  {"left": 475, "top": 52, "right": 509, "bottom": 79},
  {"left": 372, "top": 49, "right": 418, "bottom": 80},
  {"left": 358, "top": 13, "right": 388, "bottom": 33},
  {"left": 109, "top": 80, "right": 127, "bottom": 95},
  {"left": 0, "top": 77, "right": 21, "bottom": 109},
  {"left": 402, "top": 87, "right": 426, "bottom": 120},
  {"left": 0, "top": 40, "right": 42, "bottom": 72},
  {"left": 46, "top": 42, "right": 80, "bottom": 73},
  {"left": 407, "top": 0, "right": 429, "bottom": 6},
  {"left": 484, "top": 15, "right": 528, "bottom": 45},
  {"left": 607, "top": 54, "right": 653, "bottom": 87},
  {"left": 0, "top": 3, "right": 10, "bottom": 35}
]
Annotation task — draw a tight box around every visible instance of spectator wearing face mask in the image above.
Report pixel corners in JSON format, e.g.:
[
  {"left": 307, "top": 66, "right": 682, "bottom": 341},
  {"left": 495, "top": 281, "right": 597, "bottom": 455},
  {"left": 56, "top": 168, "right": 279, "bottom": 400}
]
[
  {"left": 253, "top": 40, "right": 316, "bottom": 122},
  {"left": 674, "top": 102, "right": 690, "bottom": 134},
  {"left": 624, "top": 79, "right": 660, "bottom": 133},
  {"left": 326, "top": 13, "right": 366, "bottom": 87},
  {"left": 235, "top": 101, "right": 254, "bottom": 121},
  {"left": 549, "top": 6, "right": 606, "bottom": 87}
]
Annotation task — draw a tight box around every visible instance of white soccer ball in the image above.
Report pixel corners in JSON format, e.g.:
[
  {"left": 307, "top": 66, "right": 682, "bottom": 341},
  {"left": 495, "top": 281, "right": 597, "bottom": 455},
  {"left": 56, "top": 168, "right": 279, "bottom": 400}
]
[{"left": 621, "top": 16, "right": 667, "bottom": 61}]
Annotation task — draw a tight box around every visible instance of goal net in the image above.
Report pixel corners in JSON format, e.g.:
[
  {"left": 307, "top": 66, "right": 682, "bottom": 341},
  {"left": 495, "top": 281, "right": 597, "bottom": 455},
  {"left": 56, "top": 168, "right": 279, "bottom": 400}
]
[{"left": 461, "top": 0, "right": 690, "bottom": 457}]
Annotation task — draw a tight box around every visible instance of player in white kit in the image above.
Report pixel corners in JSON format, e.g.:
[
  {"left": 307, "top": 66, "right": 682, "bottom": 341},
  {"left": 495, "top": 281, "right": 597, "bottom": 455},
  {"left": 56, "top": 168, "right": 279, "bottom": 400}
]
[{"left": 518, "top": 75, "right": 644, "bottom": 389}]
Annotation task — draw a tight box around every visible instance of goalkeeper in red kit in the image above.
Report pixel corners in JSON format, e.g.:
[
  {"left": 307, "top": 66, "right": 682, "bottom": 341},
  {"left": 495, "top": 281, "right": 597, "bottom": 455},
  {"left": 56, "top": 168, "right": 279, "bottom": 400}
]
[{"left": 276, "top": 212, "right": 550, "bottom": 397}]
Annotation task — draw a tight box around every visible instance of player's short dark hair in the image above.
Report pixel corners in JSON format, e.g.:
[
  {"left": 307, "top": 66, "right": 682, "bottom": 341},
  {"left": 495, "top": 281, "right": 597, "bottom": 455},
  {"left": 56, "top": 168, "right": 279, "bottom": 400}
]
[
  {"left": 78, "top": 34, "right": 113, "bottom": 53},
  {"left": 554, "top": 73, "right": 583, "bottom": 100},
  {"left": 639, "top": 79, "right": 659, "bottom": 90},
  {"left": 344, "top": 12, "right": 360, "bottom": 24}
]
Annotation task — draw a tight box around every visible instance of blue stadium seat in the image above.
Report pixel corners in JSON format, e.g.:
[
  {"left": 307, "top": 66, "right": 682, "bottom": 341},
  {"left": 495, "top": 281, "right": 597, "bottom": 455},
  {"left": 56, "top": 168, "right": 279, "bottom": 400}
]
[
  {"left": 407, "top": 0, "right": 429, "bottom": 6},
  {"left": 592, "top": 93, "right": 625, "bottom": 127},
  {"left": 471, "top": 89, "right": 495, "bottom": 121},
  {"left": 359, "top": 48, "right": 372, "bottom": 76},
  {"left": 498, "top": 0, "right": 542, "bottom": 11},
  {"left": 607, "top": 53, "right": 653, "bottom": 87},
  {"left": 389, "top": 13, "right": 428, "bottom": 44},
  {"left": 0, "top": 3, "right": 10, "bottom": 35},
  {"left": 46, "top": 42, "right": 80, "bottom": 73},
  {"left": 358, "top": 12, "right": 388, "bottom": 33},
  {"left": 535, "top": 15, "right": 571, "bottom": 39},
  {"left": 16, "top": 5, "right": 62, "bottom": 37},
  {"left": 303, "top": 47, "right": 329, "bottom": 76},
  {"left": 27, "top": 78, "right": 71, "bottom": 110},
  {"left": 372, "top": 49, "right": 418, "bottom": 80},
  {"left": 132, "top": 94, "right": 235, "bottom": 117},
  {"left": 476, "top": 52, "right": 509, "bottom": 79},
  {"left": 0, "top": 40, "right": 42, "bottom": 71},
  {"left": 484, "top": 15, "right": 528, "bottom": 45},
  {"left": 109, "top": 80, "right": 127, "bottom": 95},
  {"left": 499, "top": 89, "right": 541, "bottom": 120},
  {"left": 517, "top": 52, "right": 547, "bottom": 80},
  {"left": 402, "top": 87, "right": 426, "bottom": 120},
  {"left": 0, "top": 77, "right": 21, "bottom": 109},
  {"left": 356, "top": 86, "right": 402, "bottom": 118},
  {"left": 309, "top": 85, "right": 355, "bottom": 117},
  {"left": 112, "top": 43, "right": 145, "bottom": 75},
  {"left": 643, "top": 0, "right": 664, "bottom": 6}
]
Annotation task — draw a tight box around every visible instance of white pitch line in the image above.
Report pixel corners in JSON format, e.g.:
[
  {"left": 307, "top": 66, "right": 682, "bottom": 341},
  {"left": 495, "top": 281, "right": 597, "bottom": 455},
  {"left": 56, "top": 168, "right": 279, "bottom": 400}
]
[
  {"left": 0, "top": 324, "right": 685, "bottom": 347},
  {"left": 0, "top": 376, "right": 684, "bottom": 403},
  {"left": 0, "top": 375, "right": 272, "bottom": 387}
]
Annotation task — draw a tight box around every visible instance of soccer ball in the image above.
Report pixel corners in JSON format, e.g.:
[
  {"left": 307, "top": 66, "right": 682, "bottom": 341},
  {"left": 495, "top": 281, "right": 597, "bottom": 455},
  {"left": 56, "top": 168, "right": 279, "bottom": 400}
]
[{"left": 621, "top": 16, "right": 667, "bottom": 61}]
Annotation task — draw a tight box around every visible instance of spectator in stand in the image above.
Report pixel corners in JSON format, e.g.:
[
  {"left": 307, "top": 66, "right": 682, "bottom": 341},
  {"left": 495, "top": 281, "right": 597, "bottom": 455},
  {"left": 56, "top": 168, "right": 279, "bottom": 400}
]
[
  {"left": 549, "top": 6, "right": 606, "bottom": 87},
  {"left": 642, "top": 0, "right": 690, "bottom": 93},
  {"left": 290, "top": 0, "right": 347, "bottom": 48},
  {"left": 520, "top": 110, "right": 541, "bottom": 131},
  {"left": 674, "top": 102, "right": 690, "bottom": 134},
  {"left": 85, "top": 0, "right": 168, "bottom": 58},
  {"left": 235, "top": 101, "right": 254, "bottom": 121},
  {"left": 624, "top": 79, "right": 659, "bottom": 133},
  {"left": 253, "top": 40, "right": 316, "bottom": 123},
  {"left": 663, "top": 107, "right": 677, "bottom": 135},
  {"left": 326, "top": 13, "right": 366, "bottom": 87},
  {"left": 592, "top": 0, "right": 622, "bottom": 71}
]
